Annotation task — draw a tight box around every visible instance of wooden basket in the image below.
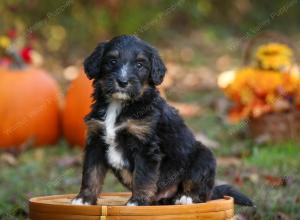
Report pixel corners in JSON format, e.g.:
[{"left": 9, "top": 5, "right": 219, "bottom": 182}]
[
  {"left": 249, "top": 110, "right": 300, "bottom": 142},
  {"left": 29, "top": 192, "right": 236, "bottom": 220}
]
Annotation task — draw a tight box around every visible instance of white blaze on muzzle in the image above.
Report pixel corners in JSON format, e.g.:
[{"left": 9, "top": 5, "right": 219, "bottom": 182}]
[
  {"left": 120, "top": 63, "right": 129, "bottom": 79},
  {"left": 112, "top": 63, "right": 131, "bottom": 100}
]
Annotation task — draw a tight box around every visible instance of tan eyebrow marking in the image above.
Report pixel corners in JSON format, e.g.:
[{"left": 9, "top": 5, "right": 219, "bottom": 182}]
[
  {"left": 136, "top": 53, "right": 148, "bottom": 61},
  {"left": 106, "top": 50, "right": 119, "bottom": 57}
]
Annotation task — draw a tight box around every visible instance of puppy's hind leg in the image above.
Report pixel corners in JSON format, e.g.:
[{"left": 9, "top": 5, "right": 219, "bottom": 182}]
[{"left": 175, "top": 142, "right": 216, "bottom": 205}]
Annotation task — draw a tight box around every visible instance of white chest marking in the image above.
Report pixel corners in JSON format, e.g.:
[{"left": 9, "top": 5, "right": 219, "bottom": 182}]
[{"left": 104, "top": 101, "right": 124, "bottom": 169}]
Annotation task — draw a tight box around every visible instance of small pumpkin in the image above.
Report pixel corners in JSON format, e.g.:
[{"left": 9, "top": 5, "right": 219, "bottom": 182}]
[
  {"left": 0, "top": 67, "right": 61, "bottom": 148},
  {"left": 62, "top": 70, "right": 93, "bottom": 147}
]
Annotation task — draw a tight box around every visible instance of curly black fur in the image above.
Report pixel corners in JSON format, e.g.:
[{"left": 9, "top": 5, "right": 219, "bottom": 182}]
[{"left": 73, "top": 35, "right": 254, "bottom": 207}]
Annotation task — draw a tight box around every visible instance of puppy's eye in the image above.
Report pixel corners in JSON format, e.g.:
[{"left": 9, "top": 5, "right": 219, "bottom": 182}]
[
  {"left": 110, "top": 59, "right": 117, "bottom": 65},
  {"left": 136, "top": 63, "right": 143, "bottom": 69}
]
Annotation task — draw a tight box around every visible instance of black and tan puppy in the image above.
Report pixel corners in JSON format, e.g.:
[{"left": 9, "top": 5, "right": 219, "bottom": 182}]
[{"left": 72, "top": 35, "right": 253, "bottom": 206}]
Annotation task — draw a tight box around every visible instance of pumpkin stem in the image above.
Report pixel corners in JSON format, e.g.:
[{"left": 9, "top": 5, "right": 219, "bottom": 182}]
[{"left": 7, "top": 46, "right": 25, "bottom": 69}]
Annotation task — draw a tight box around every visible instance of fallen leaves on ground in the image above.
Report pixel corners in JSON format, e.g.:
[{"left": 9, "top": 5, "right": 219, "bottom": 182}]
[
  {"left": 160, "top": 62, "right": 217, "bottom": 93},
  {"left": 56, "top": 155, "right": 82, "bottom": 167},
  {"left": 276, "top": 212, "right": 290, "bottom": 220},
  {"left": 3, "top": 137, "right": 34, "bottom": 157},
  {"left": 0, "top": 152, "right": 18, "bottom": 166},
  {"left": 195, "top": 133, "right": 220, "bottom": 149},
  {"left": 217, "top": 157, "right": 242, "bottom": 166},
  {"left": 170, "top": 101, "right": 202, "bottom": 118},
  {"left": 263, "top": 175, "right": 292, "bottom": 187}
]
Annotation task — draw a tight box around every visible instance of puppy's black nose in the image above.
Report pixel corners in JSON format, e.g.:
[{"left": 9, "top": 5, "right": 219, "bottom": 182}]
[{"left": 116, "top": 78, "right": 128, "bottom": 88}]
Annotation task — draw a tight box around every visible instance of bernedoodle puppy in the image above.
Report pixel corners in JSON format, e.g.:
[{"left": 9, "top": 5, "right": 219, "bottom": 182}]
[{"left": 72, "top": 35, "right": 254, "bottom": 207}]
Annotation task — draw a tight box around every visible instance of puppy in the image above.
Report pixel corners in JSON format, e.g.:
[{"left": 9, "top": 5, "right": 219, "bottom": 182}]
[{"left": 72, "top": 35, "right": 253, "bottom": 206}]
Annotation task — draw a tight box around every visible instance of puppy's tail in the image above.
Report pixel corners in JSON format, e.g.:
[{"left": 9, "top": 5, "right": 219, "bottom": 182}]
[{"left": 211, "top": 184, "right": 254, "bottom": 207}]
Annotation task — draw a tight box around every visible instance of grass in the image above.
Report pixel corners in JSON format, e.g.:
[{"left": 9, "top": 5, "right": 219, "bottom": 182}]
[
  {"left": 0, "top": 143, "right": 125, "bottom": 220},
  {"left": 244, "top": 143, "right": 300, "bottom": 219},
  {"left": 0, "top": 90, "right": 299, "bottom": 220},
  {"left": 246, "top": 142, "right": 300, "bottom": 172}
]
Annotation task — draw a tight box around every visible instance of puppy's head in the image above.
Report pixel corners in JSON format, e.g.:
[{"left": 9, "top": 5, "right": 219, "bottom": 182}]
[{"left": 84, "top": 35, "right": 166, "bottom": 101}]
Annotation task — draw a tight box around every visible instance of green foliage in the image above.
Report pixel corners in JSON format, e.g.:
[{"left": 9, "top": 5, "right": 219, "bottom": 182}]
[{"left": 1, "top": 0, "right": 300, "bottom": 64}]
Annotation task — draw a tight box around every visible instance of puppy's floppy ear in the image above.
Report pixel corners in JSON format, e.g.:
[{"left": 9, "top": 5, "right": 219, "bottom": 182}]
[
  {"left": 149, "top": 49, "right": 167, "bottom": 86},
  {"left": 84, "top": 42, "right": 107, "bottom": 79}
]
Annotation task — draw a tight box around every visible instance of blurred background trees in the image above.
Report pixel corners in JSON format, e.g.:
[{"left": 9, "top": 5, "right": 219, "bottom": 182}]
[{"left": 1, "top": 0, "right": 300, "bottom": 69}]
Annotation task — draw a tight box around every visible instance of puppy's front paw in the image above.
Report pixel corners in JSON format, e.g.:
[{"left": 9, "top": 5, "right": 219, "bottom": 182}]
[
  {"left": 126, "top": 197, "right": 150, "bottom": 206},
  {"left": 126, "top": 201, "right": 138, "bottom": 206},
  {"left": 71, "top": 194, "right": 96, "bottom": 205},
  {"left": 71, "top": 197, "right": 90, "bottom": 205},
  {"left": 175, "top": 195, "right": 193, "bottom": 205}
]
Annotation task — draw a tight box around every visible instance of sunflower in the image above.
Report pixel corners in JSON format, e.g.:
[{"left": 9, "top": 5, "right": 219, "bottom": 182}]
[{"left": 255, "top": 43, "right": 293, "bottom": 71}]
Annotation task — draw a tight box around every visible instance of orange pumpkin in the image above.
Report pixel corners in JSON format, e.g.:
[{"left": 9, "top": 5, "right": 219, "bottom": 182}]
[
  {"left": 0, "top": 67, "right": 61, "bottom": 148},
  {"left": 62, "top": 70, "right": 93, "bottom": 147}
]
